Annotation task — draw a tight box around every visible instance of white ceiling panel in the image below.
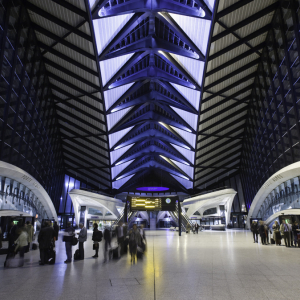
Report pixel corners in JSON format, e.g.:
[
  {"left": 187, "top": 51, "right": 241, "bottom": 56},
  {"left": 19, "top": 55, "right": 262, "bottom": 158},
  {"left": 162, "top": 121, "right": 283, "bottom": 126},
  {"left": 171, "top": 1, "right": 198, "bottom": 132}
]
[
  {"left": 93, "top": 14, "right": 134, "bottom": 55},
  {"left": 169, "top": 14, "right": 211, "bottom": 55},
  {"left": 170, "top": 106, "right": 198, "bottom": 130},
  {"left": 170, "top": 83, "right": 200, "bottom": 110},
  {"left": 100, "top": 54, "right": 134, "bottom": 86},
  {"left": 104, "top": 83, "right": 135, "bottom": 110},
  {"left": 109, "top": 126, "right": 134, "bottom": 149},
  {"left": 107, "top": 106, "right": 133, "bottom": 131}
]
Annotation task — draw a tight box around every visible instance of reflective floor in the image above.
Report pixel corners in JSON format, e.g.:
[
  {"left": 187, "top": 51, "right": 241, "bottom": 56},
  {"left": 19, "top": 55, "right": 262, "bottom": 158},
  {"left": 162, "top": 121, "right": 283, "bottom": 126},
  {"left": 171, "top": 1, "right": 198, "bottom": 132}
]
[{"left": 0, "top": 229, "right": 299, "bottom": 300}]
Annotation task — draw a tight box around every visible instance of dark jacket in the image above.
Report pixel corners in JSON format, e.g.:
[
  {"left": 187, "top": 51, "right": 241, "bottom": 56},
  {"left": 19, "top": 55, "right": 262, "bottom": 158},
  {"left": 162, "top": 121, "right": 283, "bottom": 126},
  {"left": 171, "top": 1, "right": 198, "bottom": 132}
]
[
  {"left": 92, "top": 228, "right": 102, "bottom": 242},
  {"left": 38, "top": 226, "right": 55, "bottom": 249},
  {"left": 259, "top": 224, "right": 266, "bottom": 236},
  {"left": 53, "top": 224, "right": 59, "bottom": 240},
  {"left": 251, "top": 223, "right": 259, "bottom": 233},
  {"left": 103, "top": 228, "right": 111, "bottom": 243},
  {"left": 63, "top": 226, "right": 75, "bottom": 243}
]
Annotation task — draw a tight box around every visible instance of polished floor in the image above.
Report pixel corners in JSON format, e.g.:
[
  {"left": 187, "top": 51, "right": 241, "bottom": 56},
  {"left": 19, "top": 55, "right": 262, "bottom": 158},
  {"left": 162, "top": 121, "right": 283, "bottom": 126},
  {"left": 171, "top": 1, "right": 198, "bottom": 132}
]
[{"left": 0, "top": 229, "right": 299, "bottom": 300}]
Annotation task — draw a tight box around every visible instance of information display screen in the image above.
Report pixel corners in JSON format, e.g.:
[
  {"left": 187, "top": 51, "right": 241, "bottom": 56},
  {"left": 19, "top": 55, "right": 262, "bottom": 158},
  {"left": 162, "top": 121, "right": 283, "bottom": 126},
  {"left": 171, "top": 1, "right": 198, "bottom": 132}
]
[{"left": 128, "top": 196, "right": 178, "bottom": 211}]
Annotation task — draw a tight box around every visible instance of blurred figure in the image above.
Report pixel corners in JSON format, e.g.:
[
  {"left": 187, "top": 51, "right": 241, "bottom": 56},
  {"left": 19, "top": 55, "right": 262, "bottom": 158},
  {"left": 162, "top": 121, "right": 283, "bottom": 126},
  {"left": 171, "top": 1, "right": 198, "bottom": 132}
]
[
  {"left": 283, "top": 220, "right": 291, "bottom": 247},
  {"left": 0, "top": 226, "right": 2, "bottom": 249},
  {"left": 92, "top": 223, "right": 102, "bottom": 258},
  {"left": 26, "top": 221, "right": 34, "bottom": 250},
  {"left": 251, "top": 221, "right": 259, "bottom": 243},
  {"left": 138, "top": 225, "right": 146, "bottom": 258},
  {"left": 116, "top": 223, "right": 124, "bottom": 255},
  {"left": 77, "top": 223, "right": 87, "bottom": 260},
  {"left": 264, "top": 223, "right": 269, "bottom": 244},
  {"left": 123, "top": 223, "right": 129, "bottom": 254},
  {"left": 53, "top": 221, "right": 59, "bottom": 244},
  {"left": 195, "top": 223, "right": 199, "bottom": 234},
  {"left": 103, "top": 226, "right": 111, "bottom": 263},
  {"left": 272, "top": 221, "right": 281, "bottom": 246},
  {"left": 129, "top": 224, "right": 141, "bottom": 263},
  {"left": 63, "top": 222, "right": 75, "bottom": 263},
  {"left": 38, "top": 221, "right": 55, "bottom": 265},
  {"left": 259, "top": 221, "right": 266, "bottom": 245},
  {"left": 8, "top": 221, "right": 18, "bottom": 250},
  {"left": 292, "top": 222, "right": 299, "bottom": 247},
  {"left": 14, "top": 223, "right": 28, "bottom": 262}
]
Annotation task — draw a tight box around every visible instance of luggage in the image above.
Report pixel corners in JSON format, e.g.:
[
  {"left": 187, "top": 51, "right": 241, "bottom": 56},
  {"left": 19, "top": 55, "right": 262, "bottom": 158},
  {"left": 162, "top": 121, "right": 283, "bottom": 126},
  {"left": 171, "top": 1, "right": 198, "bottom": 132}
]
[
  {"left": 47, "top": 248, "right": 56, "bottom": 265},
  {"left": 109, "top": 247, "right": 119, "bottom": 259},
  {"left": 72, "top": 236, "right": 78, "bottom": 246},
  {"left": 74, "top": 249, "right": 80, "bottom": 260},
  {"left": 4, "top": 252, "right": 24, "bottom": 268},
  {"left": 32, "top": 243, "right": 38, "bottom": 250},
  {"left": 93, "top": 242, "right": 99, "bottom": 250},
  {"left": 271, "top": 238, "right": 275, "bottom": 244}
]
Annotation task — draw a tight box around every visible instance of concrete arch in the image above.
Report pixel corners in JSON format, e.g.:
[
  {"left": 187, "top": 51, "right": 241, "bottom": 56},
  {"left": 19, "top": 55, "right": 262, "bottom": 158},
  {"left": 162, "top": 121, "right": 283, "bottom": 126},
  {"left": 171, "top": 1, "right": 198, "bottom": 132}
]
[
  {"left": 0, "top": 161, "right": 57, "bottom": 221},
  {"left": 182, "top": 189, "right": 236, "bottom": 225},
  {"left": 247, "top": 162, "right": 300, "bottom": 228},
  {"left": 69, "top": 189, "right": 124, "bottom": 225}
]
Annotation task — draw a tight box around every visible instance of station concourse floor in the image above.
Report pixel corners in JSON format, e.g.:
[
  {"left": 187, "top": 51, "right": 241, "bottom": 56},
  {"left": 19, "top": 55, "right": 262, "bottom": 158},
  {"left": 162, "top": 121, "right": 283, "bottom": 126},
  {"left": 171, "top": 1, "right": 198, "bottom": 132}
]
[{"left": 0, "top": 229, "right": 300, "bottom": 300}]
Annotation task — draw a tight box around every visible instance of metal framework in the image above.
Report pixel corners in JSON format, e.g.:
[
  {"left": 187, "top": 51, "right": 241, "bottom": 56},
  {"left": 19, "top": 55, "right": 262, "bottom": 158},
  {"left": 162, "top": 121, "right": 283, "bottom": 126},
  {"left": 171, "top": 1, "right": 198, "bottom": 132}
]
[{"left": 1, "top": 0, "right": 300, "bottom": 212}]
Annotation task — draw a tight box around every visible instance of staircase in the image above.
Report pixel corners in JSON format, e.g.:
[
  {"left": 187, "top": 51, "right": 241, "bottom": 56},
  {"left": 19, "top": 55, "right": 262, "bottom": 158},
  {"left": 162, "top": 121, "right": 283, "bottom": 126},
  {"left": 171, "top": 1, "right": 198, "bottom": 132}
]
[{"left": 169, "top": 203, "right": 193, "bottom": 232}]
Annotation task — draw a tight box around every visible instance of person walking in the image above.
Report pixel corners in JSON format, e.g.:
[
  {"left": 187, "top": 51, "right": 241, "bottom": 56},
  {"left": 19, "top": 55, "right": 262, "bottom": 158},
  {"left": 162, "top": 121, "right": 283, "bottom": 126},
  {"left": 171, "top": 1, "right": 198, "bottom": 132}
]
[
  {"left": 195, "top": 223, "right": 199, "bottom": 234},
  {"left": 116, "top": 223, "right": 124, "bottom": 255},
  {"left": 92, "top": 223, "right": 102, "bottom": 258},
  {"left": 14, "top": 224, "right": 28, "bottom": 262},
  {"left": 63, "top": 222, "right": 75, "bottom": 263},
  {"left": 53, "top": 221, "right": 59, "bottom": 244},
  {"left": 283, "top": 220, "right": 291, "bottom": 247},
  {"left": 103, "top": 227, "right": 111, "bottom": 263},
  {"left": 292, "top": 222, "right": 299, "bottom": 247},
  {"left": 251, "top": 221, "right": 259, "bottom": 243},
  {"left": 26, "top": 221, "right": 34, "bottom": 250},
  {"left": 129, "top": 224, "right": 142, "bottom": 263},
  {"left": 77, "top": 223, "right": 87, "bottom": 260},
  {"left": 272, "top": 221, "right": 281, "bottom": 245},
  {"left": 38, "top": 221, "right": 55, "bottom": 265},
  {"left": 258, "top": 221, "right": 266, "bottom": 245}
]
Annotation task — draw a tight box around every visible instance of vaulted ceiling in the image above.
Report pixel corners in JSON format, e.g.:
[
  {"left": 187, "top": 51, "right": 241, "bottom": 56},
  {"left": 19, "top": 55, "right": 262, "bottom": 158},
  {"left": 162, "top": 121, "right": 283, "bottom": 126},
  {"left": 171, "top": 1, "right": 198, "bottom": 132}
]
[{"left": 25, "top": 0, "right": 281, "bottom": 194}]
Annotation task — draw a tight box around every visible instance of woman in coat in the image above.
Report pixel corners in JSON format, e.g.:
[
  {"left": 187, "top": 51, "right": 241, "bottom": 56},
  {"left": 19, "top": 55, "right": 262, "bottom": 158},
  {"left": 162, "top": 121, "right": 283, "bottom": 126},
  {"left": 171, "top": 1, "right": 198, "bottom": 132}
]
[{"left": 272, "top": 221, "right": 281, "bottom": 245}]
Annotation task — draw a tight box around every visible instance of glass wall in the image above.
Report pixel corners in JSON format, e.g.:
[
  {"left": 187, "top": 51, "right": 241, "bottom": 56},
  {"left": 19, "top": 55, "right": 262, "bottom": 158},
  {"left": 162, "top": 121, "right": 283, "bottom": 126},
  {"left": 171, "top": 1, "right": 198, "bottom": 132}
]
[
  {"left": 257, "top": 176, "right": 300, "bottom": 221},
  {"left": 241, "top": 2, "right": 300, "bottom": 207},
  {"left": 0, "top": 1, "right": 64, "bottom": 211}
]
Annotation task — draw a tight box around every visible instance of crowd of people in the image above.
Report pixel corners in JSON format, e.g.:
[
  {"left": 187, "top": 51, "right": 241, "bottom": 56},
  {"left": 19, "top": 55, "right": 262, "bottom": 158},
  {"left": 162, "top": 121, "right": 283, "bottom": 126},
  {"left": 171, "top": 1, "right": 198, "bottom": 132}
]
[
  {"left": 250, "top": 220, "right": 300, "bottom": 247},
  {"left": 3, "top": 220, "right": 147, "bottom": 267}
]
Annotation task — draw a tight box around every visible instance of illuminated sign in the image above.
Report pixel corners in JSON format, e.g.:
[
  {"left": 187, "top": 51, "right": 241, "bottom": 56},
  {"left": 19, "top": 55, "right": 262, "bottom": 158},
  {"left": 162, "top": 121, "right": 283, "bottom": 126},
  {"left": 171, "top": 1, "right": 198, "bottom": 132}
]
[{"left": 128, "top": 196, "right": 178, "bottom": 211}]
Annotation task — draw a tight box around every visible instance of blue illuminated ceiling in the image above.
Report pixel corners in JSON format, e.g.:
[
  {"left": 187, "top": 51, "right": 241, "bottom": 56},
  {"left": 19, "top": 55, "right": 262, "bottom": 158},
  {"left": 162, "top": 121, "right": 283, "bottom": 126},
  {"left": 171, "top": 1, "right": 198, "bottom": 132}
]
[{"left": 90, "top": 0, "right": 215, "bottom": 192}]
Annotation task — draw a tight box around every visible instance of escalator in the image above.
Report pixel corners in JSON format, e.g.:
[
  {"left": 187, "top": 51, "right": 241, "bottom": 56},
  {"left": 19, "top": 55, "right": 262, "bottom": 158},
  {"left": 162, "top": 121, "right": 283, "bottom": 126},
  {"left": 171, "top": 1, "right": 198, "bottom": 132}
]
[{"left": 169, "top": 203, "right": 193, "bottom": 232}]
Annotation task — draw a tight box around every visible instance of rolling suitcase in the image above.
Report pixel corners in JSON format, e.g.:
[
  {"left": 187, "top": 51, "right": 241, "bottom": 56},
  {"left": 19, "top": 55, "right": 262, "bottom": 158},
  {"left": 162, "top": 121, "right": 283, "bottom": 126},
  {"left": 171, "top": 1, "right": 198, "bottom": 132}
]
[
  {"left": 47, "top": 248, "right": 56, "bottom": 265},
  {"left": 74, "top": 249, "right": 80, "bottom": 260},
  {"left": 32, "top": 243, "right": 38, "bottom": 250}
]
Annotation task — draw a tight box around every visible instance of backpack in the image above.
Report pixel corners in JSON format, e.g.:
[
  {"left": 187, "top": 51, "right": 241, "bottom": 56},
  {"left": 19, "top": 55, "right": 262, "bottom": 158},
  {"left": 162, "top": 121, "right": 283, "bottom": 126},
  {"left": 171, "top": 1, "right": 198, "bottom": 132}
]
[{"left": 93, "top": 231, "right": 102, "bottom": 242}]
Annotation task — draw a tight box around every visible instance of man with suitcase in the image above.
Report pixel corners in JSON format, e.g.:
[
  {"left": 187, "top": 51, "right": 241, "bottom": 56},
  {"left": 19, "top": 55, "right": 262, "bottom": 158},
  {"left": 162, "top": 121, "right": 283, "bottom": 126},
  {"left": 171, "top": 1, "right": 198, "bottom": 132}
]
[{"left": 38, "top": 221, "right": 55, "bottom": 265}]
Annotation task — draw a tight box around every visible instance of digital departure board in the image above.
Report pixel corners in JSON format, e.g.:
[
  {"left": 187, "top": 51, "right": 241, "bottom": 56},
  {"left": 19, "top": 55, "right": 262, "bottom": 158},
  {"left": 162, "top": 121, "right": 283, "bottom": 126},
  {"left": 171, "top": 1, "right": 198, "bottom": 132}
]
[{"left": 128, "top": 196, "right": 178, "bottom": 211}]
